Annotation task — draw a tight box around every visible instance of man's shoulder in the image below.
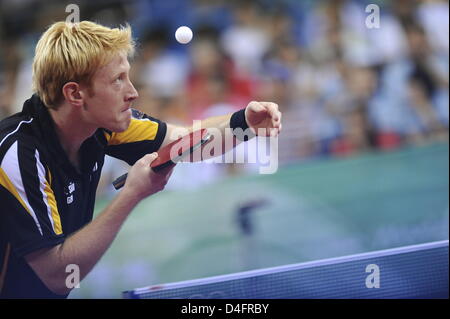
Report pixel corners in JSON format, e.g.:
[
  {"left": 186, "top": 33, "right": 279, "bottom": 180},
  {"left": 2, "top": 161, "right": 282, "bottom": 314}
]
[{"left": 0, "top": 112, "right": 38, "bottom": 160}]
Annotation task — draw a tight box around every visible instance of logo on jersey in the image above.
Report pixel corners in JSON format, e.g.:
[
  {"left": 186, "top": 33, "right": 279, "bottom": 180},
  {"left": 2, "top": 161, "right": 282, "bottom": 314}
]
[
  {"left": 65, "top": 182, "right": 75, "bottom": 204},
  {"left": 131, "top": 109, "right": 145, "bottom": 119},
  {"left": 68, "top": 182, "right": 75, "bottom": 193}
]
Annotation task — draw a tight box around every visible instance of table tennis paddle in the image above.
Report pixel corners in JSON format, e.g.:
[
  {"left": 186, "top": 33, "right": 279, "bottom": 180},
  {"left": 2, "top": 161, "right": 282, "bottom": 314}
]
[{"left": 112, "top": 128, "right": 211, "bottom": 190}]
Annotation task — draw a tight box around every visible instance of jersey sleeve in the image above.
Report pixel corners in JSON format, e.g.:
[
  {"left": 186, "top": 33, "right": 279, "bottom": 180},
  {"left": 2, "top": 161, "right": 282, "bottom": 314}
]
[
  {"left": 0, "top": 139, "right": 64, "bottom": 258},
  {"left": 103, "top": 109, "right": 167, "bottom": 165}
]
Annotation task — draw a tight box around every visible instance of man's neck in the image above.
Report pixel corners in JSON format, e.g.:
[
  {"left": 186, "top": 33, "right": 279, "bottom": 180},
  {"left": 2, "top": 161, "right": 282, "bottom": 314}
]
[{"left": 49, "top": 105, "right": 97, "bottom": 170}]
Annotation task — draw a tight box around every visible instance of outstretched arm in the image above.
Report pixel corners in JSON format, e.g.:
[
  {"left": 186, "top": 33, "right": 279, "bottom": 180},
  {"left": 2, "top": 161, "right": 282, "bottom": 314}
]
[
  {"left": 25, "top": 153, "right": 173, "bottom": 295},
  {"left": 161, "top": 101, "right": 282, "bottom": 160}
]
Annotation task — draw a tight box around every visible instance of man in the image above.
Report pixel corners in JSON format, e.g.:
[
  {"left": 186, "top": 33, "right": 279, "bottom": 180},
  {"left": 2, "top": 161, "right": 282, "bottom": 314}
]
[{"left": 0, "top": 21, "right": 281, "bottom": 298}]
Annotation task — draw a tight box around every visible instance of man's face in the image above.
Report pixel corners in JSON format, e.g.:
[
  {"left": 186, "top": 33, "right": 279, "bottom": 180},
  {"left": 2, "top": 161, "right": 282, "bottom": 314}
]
[{"left": 81, "top": 52, "right": 138, "bottom": 132}]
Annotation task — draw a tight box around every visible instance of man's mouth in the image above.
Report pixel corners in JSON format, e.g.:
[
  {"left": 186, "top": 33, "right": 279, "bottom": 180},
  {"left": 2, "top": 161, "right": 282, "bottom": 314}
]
[{"left": 121, "top": 105, "right": 131, "bottom": 112}]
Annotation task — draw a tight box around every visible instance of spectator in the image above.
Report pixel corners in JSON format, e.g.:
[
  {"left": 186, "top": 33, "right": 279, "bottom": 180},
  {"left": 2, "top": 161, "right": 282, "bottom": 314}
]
[{"left": 0, "top": 0, "right": 448, "bottom": 184}]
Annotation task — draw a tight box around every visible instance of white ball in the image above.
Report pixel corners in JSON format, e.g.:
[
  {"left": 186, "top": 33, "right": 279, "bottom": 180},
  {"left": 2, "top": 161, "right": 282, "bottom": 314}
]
[{"left": 175, "top": 26, "right": 193, "bottom": 44}]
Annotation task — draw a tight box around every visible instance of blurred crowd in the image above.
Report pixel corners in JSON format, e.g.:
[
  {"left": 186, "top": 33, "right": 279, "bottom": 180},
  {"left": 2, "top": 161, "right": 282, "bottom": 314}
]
[{"left": 1, "top": 0, "right": 448, "bottom": 176}]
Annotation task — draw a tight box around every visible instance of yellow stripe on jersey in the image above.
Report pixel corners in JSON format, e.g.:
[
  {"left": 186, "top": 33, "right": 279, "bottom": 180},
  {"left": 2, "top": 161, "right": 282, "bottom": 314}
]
[
  {"left": 43, "top": 171, "right": 62, "bottom": 235},
  {"left": 0, "top": 167, "right": 31, "bottom": 215},
  {"left": 104, "top": 118, "right": 160, "bottom": 146},
  {"left": 0, "top": 243, "right": 11, "bottom": 294},
  {"left": 46, "top": 166, "right": 52, "bottom": 186}
]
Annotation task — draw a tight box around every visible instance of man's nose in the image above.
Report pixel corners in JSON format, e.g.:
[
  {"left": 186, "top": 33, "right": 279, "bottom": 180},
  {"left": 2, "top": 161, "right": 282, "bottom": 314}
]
[{"left": 126, "top": 80, "right": 139, "bottom": 101}]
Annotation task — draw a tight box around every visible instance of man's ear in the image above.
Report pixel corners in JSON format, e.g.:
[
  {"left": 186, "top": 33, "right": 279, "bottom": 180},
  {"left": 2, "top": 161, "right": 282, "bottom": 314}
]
[{"left": 62, "top": 82, "right": 83, "bottom": 107}]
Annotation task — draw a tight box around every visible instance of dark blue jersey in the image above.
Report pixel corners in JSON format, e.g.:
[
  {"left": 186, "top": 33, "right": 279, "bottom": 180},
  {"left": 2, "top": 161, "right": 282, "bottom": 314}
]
[{"left": 0, "top": 95, "right": 166, "bottom": 298}]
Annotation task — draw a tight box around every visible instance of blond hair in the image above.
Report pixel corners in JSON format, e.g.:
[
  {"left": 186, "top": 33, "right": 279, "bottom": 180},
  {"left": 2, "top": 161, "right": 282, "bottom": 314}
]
[{"left": 32, "top": 21, "right": 135, "bottom": 109}]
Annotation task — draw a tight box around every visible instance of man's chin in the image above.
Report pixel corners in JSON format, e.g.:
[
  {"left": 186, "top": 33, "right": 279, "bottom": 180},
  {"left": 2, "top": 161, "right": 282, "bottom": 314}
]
[{"left": 108, "top": 119, "right": 131, "bottom": 133}]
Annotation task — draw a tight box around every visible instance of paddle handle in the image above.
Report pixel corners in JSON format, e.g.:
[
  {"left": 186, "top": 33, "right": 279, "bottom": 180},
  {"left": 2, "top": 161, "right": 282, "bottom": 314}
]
[{"left": 112, "top": 173, "right": 127, "bottom": 190}]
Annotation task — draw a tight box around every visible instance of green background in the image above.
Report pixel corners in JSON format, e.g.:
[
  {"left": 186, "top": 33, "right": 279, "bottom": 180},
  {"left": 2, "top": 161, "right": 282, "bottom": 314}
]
[{"left": 70, "top": 142, "right": 449, "bottom": 298}]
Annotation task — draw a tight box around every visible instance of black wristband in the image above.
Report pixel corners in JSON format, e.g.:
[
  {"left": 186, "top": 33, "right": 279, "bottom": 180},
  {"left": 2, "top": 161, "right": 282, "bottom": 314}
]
[
  {"left": 230, "top": 109, "right": 249, "bottom": 130},
  {"left": 230, "top": 108, "right": 254, "bottom": 141}
]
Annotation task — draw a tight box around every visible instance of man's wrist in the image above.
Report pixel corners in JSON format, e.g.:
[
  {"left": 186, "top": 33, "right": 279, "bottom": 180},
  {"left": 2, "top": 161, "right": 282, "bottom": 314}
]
[
  {"left": 230, "top": 108, "right": 249, "bottom": 130},
  {"left": 118, "top": 187, "right": 141, "bottom": 209},
  {"left": 230, "top": 108, "right": 255, "bottom": 141}
]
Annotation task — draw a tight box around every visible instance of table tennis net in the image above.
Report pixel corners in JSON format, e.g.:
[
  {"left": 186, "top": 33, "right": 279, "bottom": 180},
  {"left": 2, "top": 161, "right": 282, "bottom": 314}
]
[{"left": 123, "top": 240, "right": 448, "bottom": 299}]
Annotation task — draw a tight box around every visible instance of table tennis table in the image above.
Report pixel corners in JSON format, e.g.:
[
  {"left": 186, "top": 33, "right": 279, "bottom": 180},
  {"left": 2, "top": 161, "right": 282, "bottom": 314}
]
[{"left": 123, "top": 240, "right": 448, "bottom": 299}]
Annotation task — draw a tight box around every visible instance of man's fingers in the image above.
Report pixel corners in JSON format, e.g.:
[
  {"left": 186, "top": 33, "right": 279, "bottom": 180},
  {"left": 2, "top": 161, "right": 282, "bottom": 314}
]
[
  {"left": 259, "top": 102, "right": 280, "bottom": 124},
  {"left": 248, "top": 101, "right": 266, "bottom": 113},
  {"left": 276, "top": 112, "right": 282, "bottom": 128},
  {"left": 250, "top": 102, "right": 280, "bottom": 120},
  {"left": 261, "top": 127, "right": 279, "bottom": 137},
  {"left": 270, "top": 127, "right": 279, "bottom": 137},
  {"left": 247, "top": 101, "right": 282, "bottom": 135},
  {"left": 268, "top": 107, "right": 281, "bottom": 128},
  {"left": 139, "top": 152, "right": 158, "bottom": 167},
  {"left": 146, "top": 152, "right": 158, "bottom": 160}
]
